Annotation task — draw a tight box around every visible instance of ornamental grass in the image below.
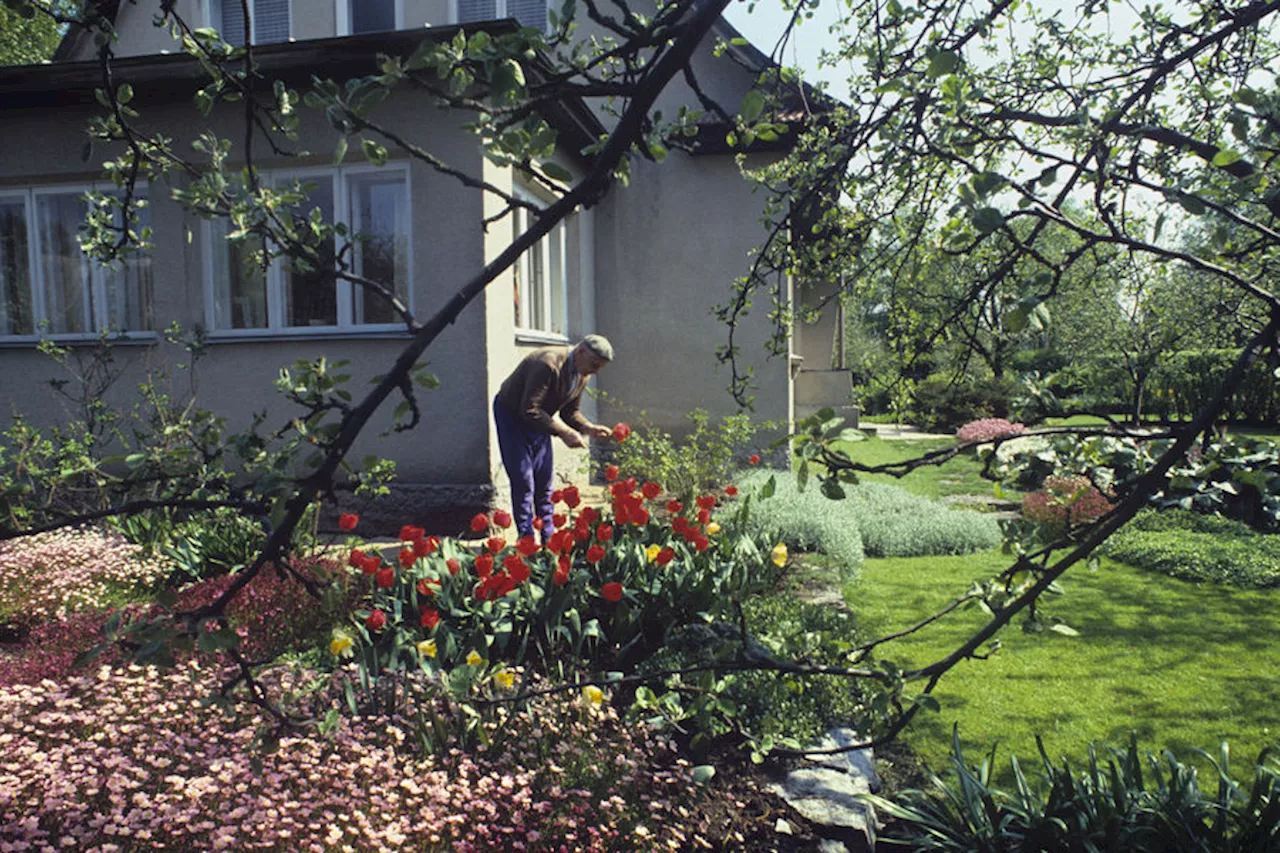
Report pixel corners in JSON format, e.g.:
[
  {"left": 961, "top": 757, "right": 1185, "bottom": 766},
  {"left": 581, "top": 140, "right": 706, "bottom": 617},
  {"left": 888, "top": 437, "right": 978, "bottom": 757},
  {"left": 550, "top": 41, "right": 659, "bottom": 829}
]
[
  {"left": 0, "top": 661, "right": 698, "bottom": 853},
  {"left": 0, "top": 527, "right": 170, "bottom": 627}
]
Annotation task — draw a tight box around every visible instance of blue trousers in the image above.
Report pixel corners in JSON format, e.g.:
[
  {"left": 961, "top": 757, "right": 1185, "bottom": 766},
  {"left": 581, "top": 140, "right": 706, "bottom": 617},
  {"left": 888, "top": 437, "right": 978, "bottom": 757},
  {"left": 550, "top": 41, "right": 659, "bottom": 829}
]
[{"left": 493, "top": 397, "right": 555, "bottom": 538}]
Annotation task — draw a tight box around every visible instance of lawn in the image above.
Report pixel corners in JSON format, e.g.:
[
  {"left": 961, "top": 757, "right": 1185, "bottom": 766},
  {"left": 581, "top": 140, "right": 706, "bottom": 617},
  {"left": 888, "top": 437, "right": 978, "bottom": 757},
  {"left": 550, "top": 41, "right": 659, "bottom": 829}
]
[
  {"left": 848, "top": 549, "right": 1280, "bottom": 782},
  {"left": 829, "top": 436, "right": 1004, "bottom": 500}
]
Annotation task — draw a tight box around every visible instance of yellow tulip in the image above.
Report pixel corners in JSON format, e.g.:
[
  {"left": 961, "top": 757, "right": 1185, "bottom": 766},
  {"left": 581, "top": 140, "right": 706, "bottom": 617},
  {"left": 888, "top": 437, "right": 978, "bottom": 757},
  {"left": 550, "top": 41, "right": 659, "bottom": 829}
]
[
  {"left": 582, "top": 684, "right": 605, "bottom": 706},
  {"left": 329, "top": 633, "right": 354, "bottom": 657},
  {"left": 770, "top": 543, "right": 788, "bottom": 567},
  {"left": 645, "top": 544, "right": 661, "bottom": 563},
  {"left": 705, "top": 521, "right": 721, "bottom": 535},
  {"left": 416, "top": 639, "right": 437, "bottom": 659},
  {"left": 466, "top": 650, "right": 484, "bottom": 666},
  {"left": 494, "top": 670, "right": 515, "bottom": 689}
]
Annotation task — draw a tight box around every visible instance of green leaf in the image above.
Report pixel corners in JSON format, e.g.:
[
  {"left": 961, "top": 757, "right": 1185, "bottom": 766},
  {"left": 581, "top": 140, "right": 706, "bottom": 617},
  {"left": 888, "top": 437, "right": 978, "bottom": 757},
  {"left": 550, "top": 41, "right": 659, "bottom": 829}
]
[
  {"left": 1049, "top": 623, "right": 1080, "bottom": 637},
  {"left": 739, "top": 89, "right": 765, "bottom": 123},
  {"left": 1211, "top": 148, "right": 1242, "bottom": 167},
  {"left": 927, "top": 50, "right": 959, "bottom": 79},
  {"left": 333, "top": 135, "right": 349, "bottom": 165},
  {"left": 540, "top": 161, "right": 573, "bottom": 182},
  {"left": 820, "top": 478, "right": 846, "bottom": 500},
  {"left": 117, "top": 83, "right": 134, "bottom": 105},
  {"left": 759, "top": 474, "right": 776, "bottom": 499},
  {"left": 691, "top": 765, "right": 717, "bottom": 784},
  {"left": 361, "top": 139, "right": 387, "bottom": 167},
  {"left": 971, "top": 206, "right": 1004, "bottom": 234}
]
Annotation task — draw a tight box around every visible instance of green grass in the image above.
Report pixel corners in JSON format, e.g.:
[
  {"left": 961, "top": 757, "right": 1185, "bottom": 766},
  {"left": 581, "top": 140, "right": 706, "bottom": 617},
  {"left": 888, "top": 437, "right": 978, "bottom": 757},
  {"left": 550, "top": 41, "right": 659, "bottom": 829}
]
[
  {"left": 848, "top": 550, "right": 1280, "bottom": 783},
  {"left": 830, "top": 437, "right": 1008, "bottom": 501}
]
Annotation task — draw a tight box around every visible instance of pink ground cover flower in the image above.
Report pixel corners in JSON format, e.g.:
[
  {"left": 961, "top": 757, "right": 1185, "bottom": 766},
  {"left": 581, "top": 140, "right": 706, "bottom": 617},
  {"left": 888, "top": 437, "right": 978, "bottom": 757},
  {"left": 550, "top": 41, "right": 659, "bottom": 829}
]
[
  {"left": 1022, "top": 475, "right": 1114, "bottom": 534},
  {"left": 0, "top": 527, "right": 170, "bottom": 628},
  {"left": 0, "top": 663, "right": 697, "bottom": 852},
  {"left": 955, "top": 417, "right": 1027, "bottom": 444}
]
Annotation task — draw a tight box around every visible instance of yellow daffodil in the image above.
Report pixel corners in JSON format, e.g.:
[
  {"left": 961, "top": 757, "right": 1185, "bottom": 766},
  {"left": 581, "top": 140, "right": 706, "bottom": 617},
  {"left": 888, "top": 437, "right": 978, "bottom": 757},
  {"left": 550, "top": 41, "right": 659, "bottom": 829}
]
[
  {"left": 329, "top": 632, "right": 354, "bottom": 657},
  {"left": 705, "top": 521, "right": 721, "bottom": 536},
  {"left": 582, "top": 684, "right": 605, "bottom": 706},
  {"left": 770, "top": 543, "right": 788, "bottom": 567},
  {"left": 494, "top": 670, "right": 515, "bottom": 690},
  {"left": 645, "top": 544, "right": 662, "bottom": 563},
  {"left": 416, "top": 639, "right": 437, "bottom": 659},
  {"left": 466, "top": 650, "right": 484, "bottom": 666}
]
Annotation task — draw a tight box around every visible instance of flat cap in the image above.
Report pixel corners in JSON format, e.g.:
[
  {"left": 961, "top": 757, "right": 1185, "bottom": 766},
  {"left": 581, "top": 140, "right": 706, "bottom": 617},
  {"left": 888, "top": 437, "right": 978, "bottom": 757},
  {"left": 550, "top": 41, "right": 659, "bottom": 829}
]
[{"left": 580, "top": 334, "right": 614, "bottom": 360}]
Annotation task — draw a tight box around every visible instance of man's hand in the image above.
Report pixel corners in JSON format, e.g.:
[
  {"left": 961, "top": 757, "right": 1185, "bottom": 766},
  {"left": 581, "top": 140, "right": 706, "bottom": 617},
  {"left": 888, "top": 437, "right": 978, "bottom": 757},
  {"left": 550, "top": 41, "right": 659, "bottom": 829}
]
[
  {"left": 586, "top": 424, "right": 612, "bottom": 440},
  {"left": 560, "top": 431, "right": 586, "bottom": 449}
]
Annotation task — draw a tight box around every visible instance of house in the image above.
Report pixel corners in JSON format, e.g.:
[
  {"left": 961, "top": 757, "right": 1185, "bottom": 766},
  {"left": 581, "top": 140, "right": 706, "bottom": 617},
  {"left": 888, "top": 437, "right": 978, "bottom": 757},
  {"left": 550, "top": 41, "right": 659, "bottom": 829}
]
[{"left": 0, "top": 0, "right": 851, "bottom": 530}]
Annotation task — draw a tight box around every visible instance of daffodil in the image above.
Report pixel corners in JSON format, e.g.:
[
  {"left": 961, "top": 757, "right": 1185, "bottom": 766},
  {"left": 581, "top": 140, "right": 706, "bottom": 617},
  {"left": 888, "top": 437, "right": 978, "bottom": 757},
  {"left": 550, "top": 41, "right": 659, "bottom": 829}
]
[
  {"left": 329, "top": 632, "right": 354, "bottom": 658},
  {"left": 494, "top": 670, "right": 515, "bottom": 690},
  {"left": 645, "top": 544, "right": 661, "bottom": 563},
  {"left": 705, "top": 521, "right": 721, "bottom": 535},
  {"left": 582, "top": 684, "right": 605, "bottom": 706},
  {"left": 770, "top": 542, "right": 788, "bottom": 567},
  {"left": 466, "top": 650, "right": 484, "bottom": 666},
  {"left": 416, "top": 639, "right": 437, "bottom": 659}
]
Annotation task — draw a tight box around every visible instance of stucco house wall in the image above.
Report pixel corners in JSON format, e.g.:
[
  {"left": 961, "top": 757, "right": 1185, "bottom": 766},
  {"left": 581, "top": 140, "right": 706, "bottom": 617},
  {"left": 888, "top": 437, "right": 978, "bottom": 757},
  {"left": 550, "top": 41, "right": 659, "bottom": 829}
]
[{"left": 6, "top": 3, "right": 796, "bottom": 530}]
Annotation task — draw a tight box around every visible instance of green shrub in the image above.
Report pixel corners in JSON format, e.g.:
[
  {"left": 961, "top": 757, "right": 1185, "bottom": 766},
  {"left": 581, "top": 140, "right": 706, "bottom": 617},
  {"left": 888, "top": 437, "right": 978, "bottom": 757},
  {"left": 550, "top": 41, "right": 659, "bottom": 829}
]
[
  {"left": 911, "top": 377, "right": 1015, "bottom": 433},
  {"left": 738, "top": 470, "right": 866, "bottom": 575},
  {"left": 1102, "top": 530, "right": 1280, "bottom": 588},
  {"left": 739, "top": 472, "right": 1001, "bottom": 565},
  {"left": 1125, "top": 507, "right": 1256, "bottom": 537},
  {"left": 636, "top": 594, "right": 877, "bottom": 756},
  {"left": 867, "top": 730, "right": 1280, "bottom": 853},
  {"left": 607, "top": 407, "right": 774, "bottom": 504}
]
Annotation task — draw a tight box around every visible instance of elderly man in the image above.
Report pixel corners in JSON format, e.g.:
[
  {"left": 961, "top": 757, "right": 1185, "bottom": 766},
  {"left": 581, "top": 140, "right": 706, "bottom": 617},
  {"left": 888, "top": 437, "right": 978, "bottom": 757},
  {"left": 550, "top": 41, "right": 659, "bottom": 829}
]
[{"left": 493, "top": 334, "right": 614, "bottom": 538}]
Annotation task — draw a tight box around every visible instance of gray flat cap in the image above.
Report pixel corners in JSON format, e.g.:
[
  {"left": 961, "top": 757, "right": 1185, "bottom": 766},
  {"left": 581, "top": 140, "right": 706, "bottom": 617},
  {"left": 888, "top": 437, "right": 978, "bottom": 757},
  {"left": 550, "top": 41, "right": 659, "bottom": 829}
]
[{"left": 580, "top": 334, "right": 614, "bottom": 360}]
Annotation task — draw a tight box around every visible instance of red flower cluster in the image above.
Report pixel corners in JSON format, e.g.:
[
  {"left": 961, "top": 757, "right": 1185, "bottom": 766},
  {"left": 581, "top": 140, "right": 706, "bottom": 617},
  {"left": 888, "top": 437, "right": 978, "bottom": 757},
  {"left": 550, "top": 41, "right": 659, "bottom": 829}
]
[{"left": 348, "top": 549, "right": 382, "bottom": 575}]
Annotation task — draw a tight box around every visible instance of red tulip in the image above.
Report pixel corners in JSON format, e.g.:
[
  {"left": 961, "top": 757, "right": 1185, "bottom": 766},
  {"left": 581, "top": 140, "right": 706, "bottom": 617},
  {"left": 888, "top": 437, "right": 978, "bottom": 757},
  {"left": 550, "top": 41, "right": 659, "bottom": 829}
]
[
  {"left": 338, "top": 513, "right": 359, "bottom": 531},
  {"left": 365, "top": 609, "right": 387, "bottom": 631},
  {"left": 605, "top": 464, "right": 619, "bottom": 481},
  {"left": 601, "top": 581, "right": 624, "bottom": 602},
  {"left": 399, "top": 525, "right": 424, "bottom": 542},
  {"left": 399, "top": 548, "right": 416, "bottom": 568},
  {"left": 641, "top": 481, "right": 662, "bottom": 499},
  {"left": 516, "top": 535, "right": 540, "bottom": 557},
  {"left": 612, "top": 422, "right": 631, "bottom": 442},
  {"left": 596, "top": 523, "right": 613, "bottom": 542},
  {"left": 586, "top": 544, "right": 605, "bottom": 563},
  {"left": 666, "top": 500, "right": 683, "bottom": 514},
  {"left": 553, "top": 513, "right": 567, "bottom": 527},
  {"left": 564, "top": 486, "right": 581, "bottom": 509},
  {"left": 696, "top": 495, "right": 716, "bottom": 511},
  {"left": 347, "top": 548, "right": 364, "bottom": 568},
  {"left": 493, "top": 509, "right": 512, "bottom": 529},
  {"left": 551, "top": 489, "right": 564, "bottom": 503},
  {"left": 470, "top": 513, "right": 489, "bottom": 533},
  {"left": 475, "top": 553, "right": 494, "bottom": 578},
  {"left": 376, "top": 567, "right": 395, "bottom": 588},
  {"left": 749, "top": 454, "right": 761, "bottom": 465},
  {"left": 656, "top": 547, "right": 675, "bottom": 566},
  {"left": 533, "top": 517, "right": 544, "bottom": 530},
  {"left": 724, "top": 485, "right": 739, "bottom": 497},
  {"left": 697, "top": 508, "right": 710, "bottom": 525},
  {"left": 446, "top": 558, "right": 461, "bottom": 575},
  {"left": 420, "top": 608, "right": 440, "bottom": 630},
  {"left": 359, "top": 553, "right": 381, "bottom": 575}
]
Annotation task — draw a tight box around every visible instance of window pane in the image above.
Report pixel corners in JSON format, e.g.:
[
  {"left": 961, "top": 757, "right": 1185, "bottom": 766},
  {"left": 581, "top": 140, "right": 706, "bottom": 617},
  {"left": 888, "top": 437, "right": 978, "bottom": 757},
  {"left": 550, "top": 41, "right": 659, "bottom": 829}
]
[
  {"left": 513, "top": 207, "right": 527, "bottom": 328},
  {"left": 253, "top": 0, "right": 290, "bottom": 43},
  {"left": 549, "top": 220, "right": 565, "bottom": 335},
  {"left": 35, "top": 192, "right": 89, "bottom": 335},
  {"left": 507, "top": 0, "right": 547, "bottom": 29},
  {"left": 99, "top": 199, "right": 153, "bottom": 332},
  {"left": 211, "top": 220, "right": 268, "bottom": 329},
  {"left": 529, "top": 233, "right": 546, "bottom": 329},
  {"left": 349, "top": 172, "right": 409, "bottom": 325},
  {"left": 351, "top": 0, "right": 395, "bottom": 32},
  {"left": 0, "top": 199, "right": 32, "bottom": 336},
  {"left": 282, "top": 177, "right": 337, "bottom": 328},
  {"left": 217, "top": 0, "right": 247, "bottom": 44},
  {"left": 457, "top": 0, "right": 497, "bottom": 23}
]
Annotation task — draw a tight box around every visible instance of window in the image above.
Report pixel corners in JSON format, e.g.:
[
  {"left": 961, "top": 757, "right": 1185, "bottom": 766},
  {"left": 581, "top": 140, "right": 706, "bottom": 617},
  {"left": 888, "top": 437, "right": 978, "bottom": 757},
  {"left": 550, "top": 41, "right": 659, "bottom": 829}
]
[
  {"left": 0, "top": 186, "right": 153, "bottom": 341},
  {"left": 205, "top": 164, "right": 411, "bottom": 334},
  {"left": 343, "top": 0, "right": 397, "bottom": 33},
  {"left": 512, "top": 183, "right": 566, "bottom": 338},
  {"left": 212, "top": 0, "right": 290, "bottom": 45},
  {"left": 456, "top": 0, "right": 548, "bottom": 31}
]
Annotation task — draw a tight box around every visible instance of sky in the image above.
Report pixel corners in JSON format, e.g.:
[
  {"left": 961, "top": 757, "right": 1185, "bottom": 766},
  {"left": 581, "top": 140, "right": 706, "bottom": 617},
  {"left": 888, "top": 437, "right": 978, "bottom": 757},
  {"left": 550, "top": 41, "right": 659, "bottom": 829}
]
[{"left": 722, "top": 0, "right": 849, "bottom": 95}]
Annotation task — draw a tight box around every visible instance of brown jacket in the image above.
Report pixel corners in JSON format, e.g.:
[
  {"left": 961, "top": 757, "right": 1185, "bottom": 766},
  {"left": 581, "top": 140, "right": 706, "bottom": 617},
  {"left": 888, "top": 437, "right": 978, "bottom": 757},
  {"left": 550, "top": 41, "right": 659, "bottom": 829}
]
[{"left": 495, "top": 347, "right": 593, "bottom": 436}]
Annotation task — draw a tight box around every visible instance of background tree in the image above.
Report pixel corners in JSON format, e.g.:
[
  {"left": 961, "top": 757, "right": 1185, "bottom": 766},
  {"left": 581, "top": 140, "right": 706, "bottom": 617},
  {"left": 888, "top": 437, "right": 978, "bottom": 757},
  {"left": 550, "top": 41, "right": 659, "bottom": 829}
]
[{"left": 0, "top": 0, "right": 63, "bottom": 65}]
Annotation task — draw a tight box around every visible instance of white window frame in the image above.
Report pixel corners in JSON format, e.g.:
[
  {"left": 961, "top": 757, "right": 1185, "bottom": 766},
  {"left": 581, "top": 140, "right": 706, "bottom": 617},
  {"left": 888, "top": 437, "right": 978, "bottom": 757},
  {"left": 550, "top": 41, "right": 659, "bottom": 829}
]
[
  {"left": 336, "top": 0, "right": 404, "bottom": 34},
  {"left": 450, "top": 0, "right": 549, "bottom": 31},
  {"left": 207, "top": 0, "right": 292, "bottom": 45},
  {"left": 512, "top": 181, "right": 568, "bottom": 343},
  {"left": 202, "top": 162, "right": 414, "bottom": 338},
  {"left": 0, "top": 182, "right": 155, "bottom": 345}
]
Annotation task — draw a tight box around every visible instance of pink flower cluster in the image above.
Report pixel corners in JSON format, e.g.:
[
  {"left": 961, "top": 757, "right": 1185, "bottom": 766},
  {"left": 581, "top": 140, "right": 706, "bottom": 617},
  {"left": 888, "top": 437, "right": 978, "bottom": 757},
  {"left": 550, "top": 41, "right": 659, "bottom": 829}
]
[
  {"left": 174, "top": 558, "right": 345, "bottom": 661},
  {"left": 0, "top": 662, "right": 696, "bottom": 852},
  {"left": 955, "top": 418, "right": 1027, "bottom": 444},
  {"left": 0, "top": 610, "right": 134, "bottom": 688},
  {"left": 0, "top": 527, "right": 170, "bottom": 626},
  {"left": 1022, "top": 475, "right": 1114, "bottom": 534}
]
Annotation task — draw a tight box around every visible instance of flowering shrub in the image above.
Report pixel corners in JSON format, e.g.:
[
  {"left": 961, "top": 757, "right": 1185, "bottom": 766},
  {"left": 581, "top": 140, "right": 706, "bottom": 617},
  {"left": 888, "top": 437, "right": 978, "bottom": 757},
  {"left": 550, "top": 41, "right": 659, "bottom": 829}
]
[
  {"left": 1021, "top": 475, "right": 1114, "bottom": 536},
  {"left": 0, "top": 661, "right": 702, "bottom": 852},
  {"left": 955, "top": 418, "right": 1027, "bottom": 444},
  {"left": 175, "top": 556, "right": 348, "bottom": 661},
  {"left": 0, "top": 527, "right": 170, "bottom": 628}
]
